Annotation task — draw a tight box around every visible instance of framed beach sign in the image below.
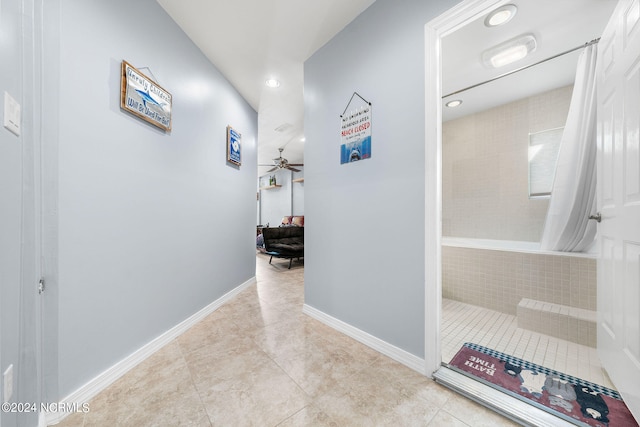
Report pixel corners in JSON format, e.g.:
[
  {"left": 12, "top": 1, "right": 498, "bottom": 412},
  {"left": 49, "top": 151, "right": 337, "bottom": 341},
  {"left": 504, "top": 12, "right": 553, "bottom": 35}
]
[
  {"left": 227, "top": 125, "right": 241, "bottom": 166},
  {"left": 120, "top": 60, "right": 172, "bottom": 131}
]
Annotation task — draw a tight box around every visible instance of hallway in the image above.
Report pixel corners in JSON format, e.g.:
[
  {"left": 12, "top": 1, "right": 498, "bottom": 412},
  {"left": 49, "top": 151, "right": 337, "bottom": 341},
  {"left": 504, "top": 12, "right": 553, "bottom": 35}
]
[{"left": 57, "top": 254, "right": 517, "bottom": 426}]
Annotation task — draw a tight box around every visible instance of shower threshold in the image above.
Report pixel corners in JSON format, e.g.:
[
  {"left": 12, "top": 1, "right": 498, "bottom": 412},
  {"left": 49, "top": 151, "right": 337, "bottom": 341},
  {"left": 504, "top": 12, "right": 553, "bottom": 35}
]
[{"left": 433, "top": 366, "right": 576, "bottom": 427}]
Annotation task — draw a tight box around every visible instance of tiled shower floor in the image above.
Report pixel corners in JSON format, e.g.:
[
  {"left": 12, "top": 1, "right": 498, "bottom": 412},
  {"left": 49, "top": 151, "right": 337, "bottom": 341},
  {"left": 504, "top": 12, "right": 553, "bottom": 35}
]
[{"left": 441, "top": 298, "right": 615, "bottom": 390}]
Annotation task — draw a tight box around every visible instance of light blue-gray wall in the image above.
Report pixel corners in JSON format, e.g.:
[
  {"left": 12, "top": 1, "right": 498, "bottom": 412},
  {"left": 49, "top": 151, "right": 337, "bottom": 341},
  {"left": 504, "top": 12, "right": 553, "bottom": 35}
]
[
  {"left": 258, "top": 167, "right": 304, "bottom": 226},
  {"left": 259, "top": 169, "right": 292, "bottom": 226},
  {"left": 0, "top": 4, "right": 24, "bottom": 426},
  {"left": 292, "top": 169, "right": 304, "bottom": 217},
  {"left": 1, "top": 0, "right": 42, "bottom": 426},
  {"left": 49, "top": 0, "right": 258, "bottom": 399},
  {"left": 304, "top": 0, "right": 458, "bottom": 358}
]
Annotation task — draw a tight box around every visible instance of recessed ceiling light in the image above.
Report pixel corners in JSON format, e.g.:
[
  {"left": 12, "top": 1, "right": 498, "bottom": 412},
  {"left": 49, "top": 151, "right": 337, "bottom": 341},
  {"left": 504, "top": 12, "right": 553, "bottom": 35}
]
[
  {"left": 445, "top": 100, "right": 463, "bottom": 108},
  {"left": 265, "top": 79, "right": 280, "bottom": 88},
  {"left": 300, "top": 137, "right": 306, "bottom": 142},
  {"left": 482, "top": 33, "right": 537, "bottom": 68},
  {"left": 484, "top": 4, "right": 518, "bottom": 27}
]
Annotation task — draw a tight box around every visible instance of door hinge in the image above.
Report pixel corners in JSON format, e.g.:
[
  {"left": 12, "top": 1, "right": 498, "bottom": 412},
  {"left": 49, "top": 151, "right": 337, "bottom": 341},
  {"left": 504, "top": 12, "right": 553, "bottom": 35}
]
[{"left": 38, "top": 278, "right": 45, "bottom": 294}]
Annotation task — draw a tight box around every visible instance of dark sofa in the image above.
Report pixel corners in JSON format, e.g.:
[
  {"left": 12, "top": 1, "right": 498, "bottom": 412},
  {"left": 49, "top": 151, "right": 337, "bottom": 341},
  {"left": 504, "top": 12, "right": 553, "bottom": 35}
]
[{"left": 261, "top": 226, "right": 304, "bottom": 269}]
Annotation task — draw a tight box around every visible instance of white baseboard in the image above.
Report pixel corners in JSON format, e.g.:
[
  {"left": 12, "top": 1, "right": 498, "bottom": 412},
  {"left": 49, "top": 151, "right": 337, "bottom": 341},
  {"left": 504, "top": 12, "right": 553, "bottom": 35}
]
[
  {"left": 45, "top": 277, "right": 256, "bottom": 426},
  {"left": 302, "top": 304, "right": 426, "bottom": 375}
]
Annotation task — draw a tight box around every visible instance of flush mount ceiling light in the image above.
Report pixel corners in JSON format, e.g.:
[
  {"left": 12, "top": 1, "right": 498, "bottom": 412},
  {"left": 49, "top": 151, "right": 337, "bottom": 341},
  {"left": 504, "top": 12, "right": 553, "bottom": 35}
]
[
  {"left": 445, "top": 99, "right": 463, "bottom": 108},
  {"left": 265, "top": 79, "right": 280, "bottom": 88},
  {"left": 484, "top": 4, "right": 518, "bottom": 27},
  {"left": 482, "top": 33, "right": 537, "bottom": 68}
]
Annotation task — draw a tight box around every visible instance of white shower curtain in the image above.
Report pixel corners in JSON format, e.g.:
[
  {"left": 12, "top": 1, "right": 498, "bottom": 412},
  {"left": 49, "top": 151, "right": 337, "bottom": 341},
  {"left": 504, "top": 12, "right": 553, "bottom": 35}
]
[{"left": 540, "top": 44, "right": 598, "bottom": 252}]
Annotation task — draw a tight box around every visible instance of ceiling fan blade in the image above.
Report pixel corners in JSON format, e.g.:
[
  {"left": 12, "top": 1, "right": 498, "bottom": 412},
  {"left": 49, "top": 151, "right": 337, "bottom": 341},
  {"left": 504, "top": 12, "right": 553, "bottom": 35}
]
[
  {"left": 265, "top": 166, "right": 278, "bottom": 172},
  {"left": 285, "top": 166, "right": 301, "bottom": 172},
  {"left": 288, "top": 163, "right": 304, "bottom": 166}
]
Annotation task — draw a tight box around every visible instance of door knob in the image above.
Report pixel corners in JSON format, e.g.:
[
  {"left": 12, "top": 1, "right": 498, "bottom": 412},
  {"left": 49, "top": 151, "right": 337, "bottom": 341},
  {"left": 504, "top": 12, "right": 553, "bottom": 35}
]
[{"left": 589, "top": 212, "right": 602, "bottom": 223}]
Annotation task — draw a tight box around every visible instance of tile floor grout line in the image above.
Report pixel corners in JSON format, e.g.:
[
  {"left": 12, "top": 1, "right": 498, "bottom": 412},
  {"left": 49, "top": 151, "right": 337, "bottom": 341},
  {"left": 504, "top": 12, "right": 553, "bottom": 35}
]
[{"left": 174, "top": 339, "right": 215, "bottom": 427}]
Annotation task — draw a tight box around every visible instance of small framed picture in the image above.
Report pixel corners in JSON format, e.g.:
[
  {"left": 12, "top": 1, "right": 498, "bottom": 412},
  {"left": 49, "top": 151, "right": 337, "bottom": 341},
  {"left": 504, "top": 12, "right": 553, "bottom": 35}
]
[{"left": 227, "top": 125, "right": 241, "bottom": 166}]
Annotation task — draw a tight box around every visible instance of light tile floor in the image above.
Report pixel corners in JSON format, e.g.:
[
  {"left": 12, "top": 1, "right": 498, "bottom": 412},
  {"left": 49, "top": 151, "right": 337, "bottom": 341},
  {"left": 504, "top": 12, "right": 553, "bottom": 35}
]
[
  {"left": 56, "top": 254, "right": 518, "bottom": 427},
  {"left": 441, "top": 298, "right": 615, "bottom": 390}
]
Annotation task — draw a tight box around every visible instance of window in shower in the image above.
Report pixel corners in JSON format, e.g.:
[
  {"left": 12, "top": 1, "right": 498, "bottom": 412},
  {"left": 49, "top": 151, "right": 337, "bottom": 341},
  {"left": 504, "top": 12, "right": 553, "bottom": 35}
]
[{"left": 528, "top": 127, "right": 563, "bottom": 198}]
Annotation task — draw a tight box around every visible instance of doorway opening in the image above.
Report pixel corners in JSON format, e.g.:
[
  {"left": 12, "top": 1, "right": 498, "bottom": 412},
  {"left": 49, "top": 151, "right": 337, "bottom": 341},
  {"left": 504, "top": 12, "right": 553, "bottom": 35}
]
[{"left": 425, "top": 0, "right": 630, "bottom": 424}]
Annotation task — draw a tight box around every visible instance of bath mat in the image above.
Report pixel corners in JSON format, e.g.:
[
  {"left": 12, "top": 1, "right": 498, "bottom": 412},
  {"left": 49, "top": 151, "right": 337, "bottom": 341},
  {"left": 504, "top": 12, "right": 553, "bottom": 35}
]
[{"left": 448, "top": 343, "right": 638, "bottom": 427}]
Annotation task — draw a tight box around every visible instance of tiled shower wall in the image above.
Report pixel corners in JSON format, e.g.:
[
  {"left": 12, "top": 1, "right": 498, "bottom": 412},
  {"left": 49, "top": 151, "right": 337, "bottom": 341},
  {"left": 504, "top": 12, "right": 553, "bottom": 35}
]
[
  {"left": 442, "top": 85, "right": 573, "bottom": 242},
  {"left": 441, "top": 85, "right": 598, "bottom": 343},
  {"left": 442, "top": 246, "right": 597, "bottom": 316}
]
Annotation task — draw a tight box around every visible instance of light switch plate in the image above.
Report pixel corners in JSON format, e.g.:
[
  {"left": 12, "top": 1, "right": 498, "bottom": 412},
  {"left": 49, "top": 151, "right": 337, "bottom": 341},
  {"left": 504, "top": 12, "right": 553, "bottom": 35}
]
[
  {"left": 4, "top": 91, "right": 21, "bottom": 137},
  {"left": 3, "top": 364, "right": 13, "bottom": 403}
]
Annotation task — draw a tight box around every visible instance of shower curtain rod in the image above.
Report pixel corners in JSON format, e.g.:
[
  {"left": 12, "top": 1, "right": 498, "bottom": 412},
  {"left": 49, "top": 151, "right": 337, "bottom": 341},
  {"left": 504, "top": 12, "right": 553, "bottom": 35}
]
[{"left": 442, "top": 38, "right": 600, "bottom": 99}]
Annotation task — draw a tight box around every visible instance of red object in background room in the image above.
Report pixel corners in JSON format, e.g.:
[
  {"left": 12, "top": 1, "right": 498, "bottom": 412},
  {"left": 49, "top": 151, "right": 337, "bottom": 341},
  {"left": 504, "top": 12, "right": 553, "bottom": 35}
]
[{"left": 280, "top": 216, "right": 304, "bottom": 227}]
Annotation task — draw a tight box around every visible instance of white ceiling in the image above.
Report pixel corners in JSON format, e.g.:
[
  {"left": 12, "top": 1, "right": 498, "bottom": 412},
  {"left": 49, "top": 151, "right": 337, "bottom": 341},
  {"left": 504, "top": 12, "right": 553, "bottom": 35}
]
[
  {"left": 156, "top": 0, "right": 376, "bottom": 174},
  {"left": 157, "top": 0, "right": 618, "bottom": 171},
  {"left": 442, "top": 0, "right": 618, "bottom": 121}
]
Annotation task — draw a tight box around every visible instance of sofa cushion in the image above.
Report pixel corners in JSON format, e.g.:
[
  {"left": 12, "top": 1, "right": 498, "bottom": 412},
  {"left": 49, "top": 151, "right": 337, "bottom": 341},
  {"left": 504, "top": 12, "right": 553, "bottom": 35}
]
[{"left": 262, "top": 226, "right": 304, "bottom": 257}]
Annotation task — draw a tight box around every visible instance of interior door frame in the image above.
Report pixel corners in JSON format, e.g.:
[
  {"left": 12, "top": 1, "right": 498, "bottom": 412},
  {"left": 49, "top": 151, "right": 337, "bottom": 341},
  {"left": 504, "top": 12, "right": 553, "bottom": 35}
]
[{"left": 423, "top": 0, "right": 512, "bottom": 375}]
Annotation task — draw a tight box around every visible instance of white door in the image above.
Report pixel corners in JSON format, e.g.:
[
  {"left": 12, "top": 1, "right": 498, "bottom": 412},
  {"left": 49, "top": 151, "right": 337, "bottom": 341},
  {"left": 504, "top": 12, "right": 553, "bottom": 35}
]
[{"left": 596, "top": 0, "right": 640, "bottom": 420}]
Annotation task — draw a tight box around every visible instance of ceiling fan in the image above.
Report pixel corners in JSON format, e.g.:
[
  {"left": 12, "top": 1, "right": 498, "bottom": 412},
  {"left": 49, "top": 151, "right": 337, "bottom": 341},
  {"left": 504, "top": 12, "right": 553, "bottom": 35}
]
[{"left": 259, "top": 148, "right": 303, "bottom": 172}]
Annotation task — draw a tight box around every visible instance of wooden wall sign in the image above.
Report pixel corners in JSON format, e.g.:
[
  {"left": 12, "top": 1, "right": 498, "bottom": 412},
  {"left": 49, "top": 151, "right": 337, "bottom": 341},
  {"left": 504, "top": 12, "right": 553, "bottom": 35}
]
[{"left": 120, "top": 60, "right": 172, "bottom": 131}]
